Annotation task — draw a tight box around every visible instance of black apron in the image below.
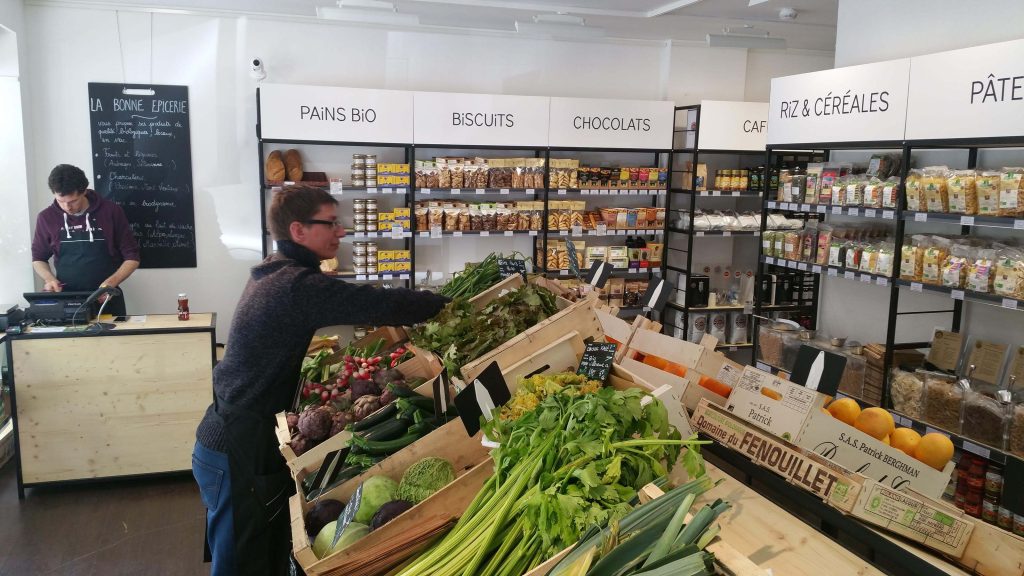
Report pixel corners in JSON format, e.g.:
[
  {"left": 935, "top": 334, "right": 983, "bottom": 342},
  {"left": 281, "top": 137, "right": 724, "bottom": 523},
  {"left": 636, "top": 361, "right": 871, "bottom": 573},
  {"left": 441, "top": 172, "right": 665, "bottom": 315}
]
[
  {"left": 55, "top": 212, "right": 126, "bottom": 317},
  {"left": 210, "top": 394, "right": 294, "bottom": 576}
]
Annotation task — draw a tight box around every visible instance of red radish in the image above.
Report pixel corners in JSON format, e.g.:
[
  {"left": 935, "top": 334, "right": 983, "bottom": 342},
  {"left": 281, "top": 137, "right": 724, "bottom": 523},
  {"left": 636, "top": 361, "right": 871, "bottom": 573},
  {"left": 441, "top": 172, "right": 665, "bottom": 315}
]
[
  {"left": 344, "top": 355, "right": 353, "bottom": 363},
  {"left": 320, "top": 391, "right": 329, "bottom": 401}
]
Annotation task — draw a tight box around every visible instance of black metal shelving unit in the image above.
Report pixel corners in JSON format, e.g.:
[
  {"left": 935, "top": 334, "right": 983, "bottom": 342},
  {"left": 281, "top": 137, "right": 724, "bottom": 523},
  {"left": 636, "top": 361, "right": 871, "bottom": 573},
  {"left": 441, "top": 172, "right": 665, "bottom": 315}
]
[
  {"left": 256, "top": 88, "right": 415, "bottom": 286},
  {"left": 666, "top": 104, "right": 786, "bottom": 354}
]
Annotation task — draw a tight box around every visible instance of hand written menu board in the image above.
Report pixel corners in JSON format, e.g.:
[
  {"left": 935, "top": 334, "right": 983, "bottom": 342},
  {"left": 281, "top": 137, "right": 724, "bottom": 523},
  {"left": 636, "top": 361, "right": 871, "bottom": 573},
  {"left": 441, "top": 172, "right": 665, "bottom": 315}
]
[
  {"left": 88, "top": 83, "right": 196, "bottom": 268},
  {"left": 577, "top": 342, "right": 617, "bottom": 383},
  {"left": 497, "top": 258, "right": 527, "bottom": 279}
]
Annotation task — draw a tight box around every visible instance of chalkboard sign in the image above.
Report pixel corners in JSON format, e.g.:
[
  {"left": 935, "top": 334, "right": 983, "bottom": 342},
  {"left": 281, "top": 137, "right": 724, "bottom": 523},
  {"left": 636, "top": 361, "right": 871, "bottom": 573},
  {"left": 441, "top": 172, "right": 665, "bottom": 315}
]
[
  {"left": 585, "top": 261, "right": 613, "bottom": 289},
  {"left": 88, "top": 83, "right": 196, "bottom": 268},
  {"left": 497, "top": 258, "right": 527, "bottom": 279},
  {"left": 454, "top": 361, "right": 511, "bottom": 437},
  {"left": 577, "top": 342, "right": 618, "bottom": 383},
  {"left": 790, "top": 345, "right": 846, "bottom": 397}
]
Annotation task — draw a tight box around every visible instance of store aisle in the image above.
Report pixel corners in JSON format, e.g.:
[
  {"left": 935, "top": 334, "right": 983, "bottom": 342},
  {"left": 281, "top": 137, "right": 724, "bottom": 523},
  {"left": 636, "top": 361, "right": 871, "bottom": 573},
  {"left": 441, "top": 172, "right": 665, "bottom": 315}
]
[{"left": 0, "top": 463, "right": 209, "bottom": 576}]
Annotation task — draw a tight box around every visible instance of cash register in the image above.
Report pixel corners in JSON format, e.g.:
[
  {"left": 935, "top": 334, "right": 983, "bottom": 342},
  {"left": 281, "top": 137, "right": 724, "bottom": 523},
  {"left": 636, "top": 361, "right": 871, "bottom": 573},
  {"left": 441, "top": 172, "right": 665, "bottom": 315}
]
[{"left": 23, "top": 291, "right": 95, "bottom": 324}]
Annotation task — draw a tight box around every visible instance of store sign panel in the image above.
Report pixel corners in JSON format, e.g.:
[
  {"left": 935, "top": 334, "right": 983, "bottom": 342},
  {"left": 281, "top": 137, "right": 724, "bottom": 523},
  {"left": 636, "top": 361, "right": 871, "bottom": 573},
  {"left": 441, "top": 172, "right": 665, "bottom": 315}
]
[
  {"left": 697, "top": 100, "right": 769, "bottom": 151},
  {"left": 906, "top": 38, "right": 1024, "bottom": 140},
  {"left": 767, "top": 59, "right": 911, "bottom": 145},
  {"left": 259, "top": 84, "right": 413, "bottom": 143},
  {"left": 413, "top": 92, "right": 549, "bottom": 147},
  {"left": 548, "top": 97, "right": 674, "bottom": 149}
]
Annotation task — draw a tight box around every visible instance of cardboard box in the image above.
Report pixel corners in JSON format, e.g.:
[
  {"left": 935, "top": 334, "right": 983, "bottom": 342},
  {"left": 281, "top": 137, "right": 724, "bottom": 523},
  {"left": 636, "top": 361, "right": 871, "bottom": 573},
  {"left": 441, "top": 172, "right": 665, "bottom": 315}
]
[
  {"left": 378, "top": 261, "right": 396, "bottom": 273},
  {"left": 724, "top": 366, "right": 825, "bottom": 442}
]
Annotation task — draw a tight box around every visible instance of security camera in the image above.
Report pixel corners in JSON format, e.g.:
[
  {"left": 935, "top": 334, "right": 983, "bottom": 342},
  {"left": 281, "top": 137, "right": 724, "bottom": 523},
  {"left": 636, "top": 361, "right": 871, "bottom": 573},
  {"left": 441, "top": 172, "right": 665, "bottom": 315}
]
[
  {"left": 778, "top": 7, "right": 798, "bottom": 21},
  {"left": 250, "top": 57, "right": 266, "bottom": 81}
]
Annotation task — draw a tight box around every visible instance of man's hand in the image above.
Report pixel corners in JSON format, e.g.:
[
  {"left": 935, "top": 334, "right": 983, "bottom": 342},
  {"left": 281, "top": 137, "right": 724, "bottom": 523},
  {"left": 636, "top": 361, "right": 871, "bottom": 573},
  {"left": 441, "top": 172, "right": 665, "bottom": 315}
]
[{"left": 43, "top": 279, "right": 63, "bottom": 292}]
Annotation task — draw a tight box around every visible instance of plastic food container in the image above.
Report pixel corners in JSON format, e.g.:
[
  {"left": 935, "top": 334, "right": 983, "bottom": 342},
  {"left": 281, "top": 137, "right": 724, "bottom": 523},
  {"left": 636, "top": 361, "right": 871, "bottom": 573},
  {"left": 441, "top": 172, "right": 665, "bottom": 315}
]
[{"left": 757, "top": 321, "right": 801, "bottom": 371}]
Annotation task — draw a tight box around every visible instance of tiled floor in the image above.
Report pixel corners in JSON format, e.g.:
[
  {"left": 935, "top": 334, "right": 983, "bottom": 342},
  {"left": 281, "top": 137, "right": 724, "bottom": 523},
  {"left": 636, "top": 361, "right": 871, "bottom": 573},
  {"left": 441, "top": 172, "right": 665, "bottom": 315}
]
[{"left": 0, "top": 462, "right": 210, "bottom": 576}]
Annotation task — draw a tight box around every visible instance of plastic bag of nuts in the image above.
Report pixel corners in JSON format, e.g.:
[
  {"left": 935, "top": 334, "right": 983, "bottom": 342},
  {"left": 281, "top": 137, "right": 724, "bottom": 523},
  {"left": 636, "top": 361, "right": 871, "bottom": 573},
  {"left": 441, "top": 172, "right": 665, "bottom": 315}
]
[
  {"left": 922, "top": 371, "right": 963, "bottom": 433},
  {"left": 890, "top": 369, "right": 924, "bottom": 419}
]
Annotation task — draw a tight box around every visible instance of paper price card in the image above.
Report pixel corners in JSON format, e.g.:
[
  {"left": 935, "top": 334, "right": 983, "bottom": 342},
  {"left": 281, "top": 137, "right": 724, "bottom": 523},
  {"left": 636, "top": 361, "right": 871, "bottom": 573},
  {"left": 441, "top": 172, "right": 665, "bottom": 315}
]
[
  {"left": 926, "top": 330, "right": 963, "bottom": 373},
  {"left": 967, "top": 339, "right": 1009, "bottom": 385}
]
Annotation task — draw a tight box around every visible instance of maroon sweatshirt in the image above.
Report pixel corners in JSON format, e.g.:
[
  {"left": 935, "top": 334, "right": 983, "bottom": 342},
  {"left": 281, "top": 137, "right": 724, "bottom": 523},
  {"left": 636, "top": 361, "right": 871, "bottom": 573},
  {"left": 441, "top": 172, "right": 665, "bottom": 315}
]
[{"left": 31, "top": 190, "right": 141, "bottom": 266}]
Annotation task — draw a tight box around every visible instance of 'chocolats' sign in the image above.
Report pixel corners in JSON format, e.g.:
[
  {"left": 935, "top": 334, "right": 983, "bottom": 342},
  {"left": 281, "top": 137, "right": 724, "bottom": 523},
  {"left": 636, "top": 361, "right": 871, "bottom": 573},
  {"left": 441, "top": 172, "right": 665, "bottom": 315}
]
[
  {"left": 414, "top": 92, "right": 548, "bottom": 147},
  {"left": 548, "top": 97, "right": 673, "bottom": 149}
]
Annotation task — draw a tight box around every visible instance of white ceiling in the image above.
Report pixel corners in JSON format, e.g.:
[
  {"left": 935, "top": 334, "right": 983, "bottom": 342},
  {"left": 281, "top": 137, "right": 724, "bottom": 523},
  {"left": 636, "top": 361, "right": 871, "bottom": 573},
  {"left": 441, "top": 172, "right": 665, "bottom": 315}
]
[{"left": 39, "top": 0, "right": 838, "bottom": 51}]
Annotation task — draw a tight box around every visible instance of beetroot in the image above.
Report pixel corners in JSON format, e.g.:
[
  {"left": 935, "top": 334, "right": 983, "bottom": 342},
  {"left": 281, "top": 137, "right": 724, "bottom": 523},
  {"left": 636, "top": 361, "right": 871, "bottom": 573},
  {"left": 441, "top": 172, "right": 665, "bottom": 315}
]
[{"left": 350, "top": 379, "right": 379, "bottom": 402}]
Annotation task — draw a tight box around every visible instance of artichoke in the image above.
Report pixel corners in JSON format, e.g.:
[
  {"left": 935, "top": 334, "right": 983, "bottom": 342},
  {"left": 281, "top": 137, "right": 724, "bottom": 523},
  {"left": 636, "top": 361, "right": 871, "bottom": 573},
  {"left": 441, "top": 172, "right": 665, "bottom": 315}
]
[
  {"left": 298, "top": 406, "right": 332, "bottom": 441},
  {"left": 352, "top": 395, "right": 382, "bottom": 421},
  {"left": 290, "top": 434, "right": 312, "bottom": 456}
]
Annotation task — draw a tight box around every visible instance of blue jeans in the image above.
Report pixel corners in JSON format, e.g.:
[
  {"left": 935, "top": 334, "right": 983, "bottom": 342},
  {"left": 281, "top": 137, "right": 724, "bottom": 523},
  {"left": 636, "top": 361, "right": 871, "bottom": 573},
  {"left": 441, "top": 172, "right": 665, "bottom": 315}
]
[{"left": 193, "top": 442, "right": 237, "bottom": 576}]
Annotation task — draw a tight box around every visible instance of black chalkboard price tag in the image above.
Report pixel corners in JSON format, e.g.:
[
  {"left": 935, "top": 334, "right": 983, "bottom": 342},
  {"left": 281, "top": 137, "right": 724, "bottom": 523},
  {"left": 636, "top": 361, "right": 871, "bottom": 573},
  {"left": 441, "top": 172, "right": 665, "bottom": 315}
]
[
  {"left": 453, "top": 362, "right": 511, "bottom": 437},
  {"left": 88, "top": 83, "right": 196, "bottom": 268},
  {"left": 585, "top": 261, "right": 613, "bottom": 289},
  {"left": 642, "top": 278, "right": 672, "bottom": 312},
  {"left": 577, "top": 342, "right": 618, "bottom": 383},
  {"left": 497, "top": 258, "right": 527, "bottom": 279}
]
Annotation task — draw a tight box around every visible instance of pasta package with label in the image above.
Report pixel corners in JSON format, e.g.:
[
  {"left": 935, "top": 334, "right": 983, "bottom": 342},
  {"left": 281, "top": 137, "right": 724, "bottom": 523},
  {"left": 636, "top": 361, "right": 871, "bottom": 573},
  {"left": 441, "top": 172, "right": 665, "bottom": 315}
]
[
  {"left": 947, "top": 170, "right": 978, "bottom": 215},
  {"left": 922, "top": 166, "right": 950, "bottom": 213},
  {"left": 904, "top": 169, "right": 925, "bottom": 212},
  {"left": 999, "top": 167, "right": 1024, "bottom": 217},
  {"left": 993, "top": 247, "right": 1024, "bottom": 299},
  {"left": 977, "top": 171, "right": 1001, "bottom": 215},
  {"left": 900, "top": 234, "right": 929, "bottom": 282},
  {"left": 922, "top": 236, "right": 951, "bottom": 286}
]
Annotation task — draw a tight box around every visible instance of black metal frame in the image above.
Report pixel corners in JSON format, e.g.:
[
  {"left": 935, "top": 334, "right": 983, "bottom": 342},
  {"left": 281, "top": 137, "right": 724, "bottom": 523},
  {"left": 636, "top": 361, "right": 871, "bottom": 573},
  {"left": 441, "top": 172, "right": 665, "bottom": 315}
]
[{"left": 2, "top": 317, "right": 218, "bottom": 499}]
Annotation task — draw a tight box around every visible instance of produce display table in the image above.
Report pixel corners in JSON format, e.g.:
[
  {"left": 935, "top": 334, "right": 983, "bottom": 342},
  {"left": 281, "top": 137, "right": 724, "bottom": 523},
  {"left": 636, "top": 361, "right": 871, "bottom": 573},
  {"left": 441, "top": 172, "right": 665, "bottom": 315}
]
[{"left": 2, "top": 314, "right": 216, "bottom": 498}]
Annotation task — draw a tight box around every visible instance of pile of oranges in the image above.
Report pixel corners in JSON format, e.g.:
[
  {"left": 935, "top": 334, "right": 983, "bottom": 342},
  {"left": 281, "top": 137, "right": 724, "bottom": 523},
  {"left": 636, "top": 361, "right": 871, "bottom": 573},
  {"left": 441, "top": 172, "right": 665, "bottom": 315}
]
[{"left": 824, "top": 398, "right": 954, "bottom": 471}]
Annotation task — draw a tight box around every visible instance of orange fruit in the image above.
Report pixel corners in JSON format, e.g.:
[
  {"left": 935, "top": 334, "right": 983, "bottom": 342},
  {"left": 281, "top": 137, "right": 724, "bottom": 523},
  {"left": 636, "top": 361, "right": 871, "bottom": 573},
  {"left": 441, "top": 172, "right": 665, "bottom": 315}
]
[
  {"left": 821, "top": 407, "right": 831, "bottom": 416},
  {"left": 882, "top": 435, "right": 891, "bottom": 445},
  {"left": 890, "top": 428, "right": 922, "bottom": 457},
  {"left": 643, "top": 355, "right": 670, "bottom": 371},
  {"left": 915, "top": 433, "right": 955, "bottom": 471},
  {"left": 827, "top": 398, "right": 862, "bottom": 426},
  {"left": 761, "top": 387, "right": 783, "bottom": 401},
  {"left": 854, "top": 407, "right": 895, "bottom": 441}
]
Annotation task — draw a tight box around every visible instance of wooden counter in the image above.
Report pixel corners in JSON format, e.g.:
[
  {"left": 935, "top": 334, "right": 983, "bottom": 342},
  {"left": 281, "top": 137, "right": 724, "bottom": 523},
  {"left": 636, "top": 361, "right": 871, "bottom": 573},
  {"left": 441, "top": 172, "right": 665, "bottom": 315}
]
[{"left": 4, "top": 314, "right": 215, "bottom": 497}]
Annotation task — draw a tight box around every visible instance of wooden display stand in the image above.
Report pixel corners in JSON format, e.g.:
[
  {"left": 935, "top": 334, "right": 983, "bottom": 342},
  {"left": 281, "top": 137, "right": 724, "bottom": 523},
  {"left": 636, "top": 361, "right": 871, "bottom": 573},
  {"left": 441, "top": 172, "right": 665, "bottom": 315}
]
[{"left": 3, "top": 314, "right": 216, "bottom": 498}]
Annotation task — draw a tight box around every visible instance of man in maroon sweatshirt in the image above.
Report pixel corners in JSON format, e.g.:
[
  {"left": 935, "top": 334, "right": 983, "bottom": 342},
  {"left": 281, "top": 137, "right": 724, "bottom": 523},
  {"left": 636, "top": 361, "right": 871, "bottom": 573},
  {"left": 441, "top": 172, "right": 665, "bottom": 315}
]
[{"left": 31, "top": 164, "right": 141, "bottom": 317}]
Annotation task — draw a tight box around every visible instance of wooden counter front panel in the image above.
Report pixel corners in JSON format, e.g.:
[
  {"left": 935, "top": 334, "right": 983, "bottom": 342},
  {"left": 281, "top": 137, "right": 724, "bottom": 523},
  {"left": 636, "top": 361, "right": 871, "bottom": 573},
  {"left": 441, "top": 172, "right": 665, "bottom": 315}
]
[{"left": 12, "top": 331, "right": 213, "bottom": 483}]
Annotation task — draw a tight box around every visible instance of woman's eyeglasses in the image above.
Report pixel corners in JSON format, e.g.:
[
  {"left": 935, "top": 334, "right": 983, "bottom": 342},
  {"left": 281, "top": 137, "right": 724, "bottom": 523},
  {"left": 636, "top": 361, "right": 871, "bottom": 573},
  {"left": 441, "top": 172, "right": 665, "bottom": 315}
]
[{"left": 304, "top": 219, "right": 344, "bottom": 230}]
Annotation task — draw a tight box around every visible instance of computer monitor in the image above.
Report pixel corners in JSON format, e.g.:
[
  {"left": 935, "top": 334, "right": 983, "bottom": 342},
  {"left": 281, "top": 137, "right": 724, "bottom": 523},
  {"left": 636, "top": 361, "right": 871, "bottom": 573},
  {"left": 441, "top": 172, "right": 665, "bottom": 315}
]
[{"left": 23, "top": 291, "right": 95, "bottom": 324}]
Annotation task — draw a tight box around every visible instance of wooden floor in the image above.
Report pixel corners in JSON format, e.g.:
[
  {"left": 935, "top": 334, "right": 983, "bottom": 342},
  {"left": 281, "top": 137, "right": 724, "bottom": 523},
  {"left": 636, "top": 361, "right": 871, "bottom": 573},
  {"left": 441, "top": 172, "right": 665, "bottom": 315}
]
[{"left": 0, "top": 461, "right": 210, "bottom": 576}]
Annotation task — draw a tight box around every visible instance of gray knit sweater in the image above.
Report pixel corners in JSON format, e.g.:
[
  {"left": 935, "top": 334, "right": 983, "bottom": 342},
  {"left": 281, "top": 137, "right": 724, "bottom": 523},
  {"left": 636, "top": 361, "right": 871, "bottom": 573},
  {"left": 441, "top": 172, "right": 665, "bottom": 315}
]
[{"left": 195, "top": 241, "right": 448, "bottom": 452}]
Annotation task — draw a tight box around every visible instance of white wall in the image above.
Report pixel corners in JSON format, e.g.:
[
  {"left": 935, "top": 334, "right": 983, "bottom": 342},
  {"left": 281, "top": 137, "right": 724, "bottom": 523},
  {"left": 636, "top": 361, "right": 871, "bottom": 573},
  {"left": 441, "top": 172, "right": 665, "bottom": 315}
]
[
  {"left": 811, "top": 1, "right": 1024, "bottom": 365},
  {"left": 18, "top": 4, "right": 832, "bottom": 342},
  {"left": 0, "top": 0, "right": 32, "bottom": 308}
]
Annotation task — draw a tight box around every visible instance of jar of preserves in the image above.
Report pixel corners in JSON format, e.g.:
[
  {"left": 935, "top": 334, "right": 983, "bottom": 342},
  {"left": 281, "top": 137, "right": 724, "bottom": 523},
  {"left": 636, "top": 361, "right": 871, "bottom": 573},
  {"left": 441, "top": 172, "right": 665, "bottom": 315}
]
[
  {"left": 739, "top": 170, "right": 749, "bottom": 191},
  {"left": 177, "top": 293, "right": 190, "bottom": 321},
  {"left": 353, "top": 199, "right": 367, "bottom": 213},
  {"left": 364, "top": 154, "right": 377, "bottom": 167},
  {"left": 364, "top": 198, "right": 378, "bottom": 212},
  {"left": 352, "top": 154, "right": 367, "bottom": 167}
]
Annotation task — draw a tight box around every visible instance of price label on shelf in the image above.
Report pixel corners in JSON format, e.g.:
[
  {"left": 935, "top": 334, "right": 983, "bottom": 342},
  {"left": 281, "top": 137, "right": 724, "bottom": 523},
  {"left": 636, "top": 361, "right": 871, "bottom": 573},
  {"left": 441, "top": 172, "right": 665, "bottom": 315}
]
[
  {"left": 832, "top": 206, "right": 843, "bottom": 215},
  {"left": 732, "top": 191, "right": 741, "bottom": 197},
  {"left": 504, "top": 231, "right": 513, "bottom": 237},
  {"left": 848, "top": 208, "right": 860, "bottom": 216},
  {"left": 962, "top": 441, "right": 991, "bottom": 459},
  {"left": 480, "top": 231, "right": 489, "bottom": 237},
  {"left": 617, "top": 229, "right": 627, "bottom": 236},
  {"left": 391, "top": 225, "right": 404, "bottom": 239},
  {"left": 558, "top": 189, "right": 567, "bottom": 195},
  {"left": 960, "top": 216, "right": 975, "bottom": 226},
  {"left": 581, "top": 189, "right": 591, "bottom": 195},
  {"left": 382, "top": 188, "right": 394, "bottom": 195},
  {"left": 723, "top": 231, "right": 732, "bottom": 237},
  {"left": 381, "top": 274, "right": 393, "bottom": 280},
  {"left": 330, "top": 181, "right": 343, "bottom": 194},
  {"left": 812, "top": 265, "right": 822, "bottom": 274},
  {"left": 801, "top": 204, "right": 811, "bottom": 212},
  {"left": 696, "top": 231, "right": 705, "bottom": 237},
  {"left": 914, "top": 213, "right": 928, "bottom": 222},
  {"left": 798, "top": 262, "right": 809, "bottom": 271},
  {"left": 816, "top": 205, "right": 827, "bottom": 214},
  {"left": 420, "top": 188, "right": 431, "bottom": 195},
  {"left": 712, "top": 190, "right": 721, "bottom": 197},
  {"left": 844, "top": 271, "right": 856, "bottom": 280},
  {"left": 526, "top": 188, "right": 535, "bottom": 195},
  {"left": 419, "top": 231, "right": 429, "bottom": 238},
  {"left": 500, "top": 188, "right": 510, "bottom": 194},
  {"left": 368, "top": 274, "right": 379, "bottom": 281},
  {"left": 354, "top": 232, "right": 365, "bottom": 238},
  {"left": 601, "top": 189, "right": 611, "bottom": 195},
  {"left": 883, "top": 210, "right": 895, "bottom": 219},
  {"left": 367, "top": 187, "right": 378, "bottom": 194},
  {"left": 877, "top": 277, "right": 889, "bottom": 287},
  {"left": 596, "top": 223, "right": 608, "bottom": 236},
  {"left": 787, "top": 260, "right": 798, "bottom": 269},
  {"left": 572, "top": 225, "right": 583, "bottom": 236},
  {"left": 396, "top": 187, "right": 407, "bottom": 194},
  {"left": 627, "top": 229, "right": 637, "bottom": 235},
  {"left": 782, "top": 203, "right": 793, "bottom": 211},
  {"left": 865, "top": 209, "right": 877, "bottom": 218},
  {"left": 768, "top": 201, "right": 777, "bottom": 209},
  {"left": 861, "top": 274, "right": 873, "bottom": 283},
  {"left": 629, "top": 268, "right": 638, "bottom": 274},
  {"left": 1015, "top": 219, "right": 1024, "bottom": 230},
  {"left": 1002, "top": 298, "right": 1019, "bottom": 310},
  {"left": 453, "top": 231, "right": 463, "bottom": 238},
  {"left": 828, "top": 268, "right": 838, "bottom": 277},
  {"left": 529, "top": 230, "right": 538, "bottom": 236},
  {"left": 356, "top": 274, "right": 367, "bottom": 281},
  {"left": 430, "top": 225, "right": 442, "bottom": 239},
  {"left": 559, "top": 230, "right": 568, "bottom": 236},
  {"left": 765, "top": 257, "right": 775, "bottom": 265},
  {"left": 476, "top": 189, "right": 486, "bottom": 195},
  {"left": 451, "top": 188, "right": 461, "bottom": 195},
  {"left": 753, "top": 230, "right": 761, "bottom": 236},
  {"left": 950, "top": 290, "right": 965, "bottom": 301},
  {"left": 911, "top": 282, "right": 923, "bottom": 293},
  {"left": 629, "top": 189, "right": 639, "bottom": 195}
]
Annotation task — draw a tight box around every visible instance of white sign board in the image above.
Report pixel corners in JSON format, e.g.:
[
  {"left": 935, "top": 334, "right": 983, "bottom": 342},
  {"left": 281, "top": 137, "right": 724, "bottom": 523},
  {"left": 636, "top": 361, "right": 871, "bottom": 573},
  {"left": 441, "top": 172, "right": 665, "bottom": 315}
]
[
  {"left": 906, "top": 38, "right": 1024, "bottom": 140},
  {"left": 258, "top": 83, "right": 413, "bottom": 143},
  {"left": 548, "top": 97, "right": 674, "bottom": 149},
  {"left": 767, "top": 59, "right": 911, "bottom": 145},
  {"left": 413, "top": 91, "right": 549, "bottom": 147},
  {"left": 697, "top": 100, "right": 769, "bottom": 151}
]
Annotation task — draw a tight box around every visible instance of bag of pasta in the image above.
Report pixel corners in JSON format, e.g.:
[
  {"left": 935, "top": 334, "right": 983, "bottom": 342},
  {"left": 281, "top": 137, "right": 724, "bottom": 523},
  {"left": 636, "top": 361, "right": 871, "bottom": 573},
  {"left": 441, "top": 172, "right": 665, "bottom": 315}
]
[
  {"left": 863, "top": 177, "right": 885, "bottom": 208},
  {"left": 947, "top": 169, "right": 978, "bottom": 215},
  {"left": 999, "top": 167, "right": 1024, "bottom": 217},
  {"left": 941, "top": 241, "right": 972, "bottom": 289},
  {"left": 967, "top": 247, "right": 997, "bottom": 293},
  {"left": 977, "top": 170, "right": 1001, "bottom": 215},
  {"left": 881, "top": 176, "right": 900, "bottom": 209},
  {"left": 993, "top": 246, "right": 1024, "bottom": 299},
  {"left": 922, "top": 166, "right": 950, "bottom": 213},
  {"left": 900, "top": 234, "right": 929, "bottom": 281},
  {"left": 876, "top": 242, "right": 896, "bottom": 277},
  {"left": 904, "top": 169, "right": 925, "bottom": 212},
  {"left": 922, "top": 236, "right": 951, "bottom": 285}
]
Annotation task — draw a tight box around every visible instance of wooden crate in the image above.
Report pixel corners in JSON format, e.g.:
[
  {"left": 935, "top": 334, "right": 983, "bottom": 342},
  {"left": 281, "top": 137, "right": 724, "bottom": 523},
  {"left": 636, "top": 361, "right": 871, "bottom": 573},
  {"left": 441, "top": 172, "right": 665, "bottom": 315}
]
[
  {"left": 522, "top": 482, "right": 768, "bottom": 576},
  {"left": 467, "top": 274, "right": 525, "bottom": 309},
  {"left": 460, "top": 296, "right": 605, "bottom": 382},
  {"left": 291, "top": 459, "right": 492, "bottom": 576},
  {"left": 276, "top": 346, "right": 444, "bottom": 472}
]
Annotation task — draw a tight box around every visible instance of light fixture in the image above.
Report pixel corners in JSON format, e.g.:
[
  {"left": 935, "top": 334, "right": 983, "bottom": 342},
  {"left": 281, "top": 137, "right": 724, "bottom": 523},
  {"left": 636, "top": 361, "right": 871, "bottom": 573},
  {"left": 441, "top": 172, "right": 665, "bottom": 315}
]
[
  {"left": 706, "top": 26, "right": 785, "bottom": 49},
  {"left": 515, "top": 13, "right": 604, "bottom": 39},
  {"left": 317, "top": 1, "right": 420, "bottom": 26}
]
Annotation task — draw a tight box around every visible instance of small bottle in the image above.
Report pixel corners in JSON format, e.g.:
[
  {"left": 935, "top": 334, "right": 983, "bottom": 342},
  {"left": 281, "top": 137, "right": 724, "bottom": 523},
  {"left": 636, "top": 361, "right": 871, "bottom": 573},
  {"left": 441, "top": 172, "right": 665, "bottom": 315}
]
[
  {"left": 982, "top": 494, "right": 999, "bottom": 524},
  {"left": 998, "top": 506, "right": 1014, "bottom": 530},
  {"left": 177, "top": 293, "right": 190, "bottom": 321}
]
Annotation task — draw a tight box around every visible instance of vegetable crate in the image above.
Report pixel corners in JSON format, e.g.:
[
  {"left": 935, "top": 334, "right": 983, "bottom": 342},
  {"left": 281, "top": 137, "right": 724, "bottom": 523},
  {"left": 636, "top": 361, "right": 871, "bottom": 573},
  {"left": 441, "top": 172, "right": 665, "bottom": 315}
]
[
  {"left": 523, "top": 481, "right": 769, "bottom": 576},
  {"left": 275, "top": 344, "right": 444, "bottom": 473},
  {"left": 459, "top": 294, "right": 606, "bottom": 382},
  {"left": 288, "top": 420, "right": 492, "bottom": 576},
  {"left": 692, "top": 399, "right": 1024, "bottom": 574}
]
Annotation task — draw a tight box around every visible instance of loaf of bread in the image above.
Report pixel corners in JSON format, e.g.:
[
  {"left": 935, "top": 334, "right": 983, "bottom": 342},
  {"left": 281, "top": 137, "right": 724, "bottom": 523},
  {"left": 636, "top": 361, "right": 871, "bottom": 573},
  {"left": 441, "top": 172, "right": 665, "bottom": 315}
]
[
  {"left": 284, "top": 149, "right": 304, "bottom": 182},
  {"left": 265, "top": 150, "right": 285, "bottom": 182}
]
